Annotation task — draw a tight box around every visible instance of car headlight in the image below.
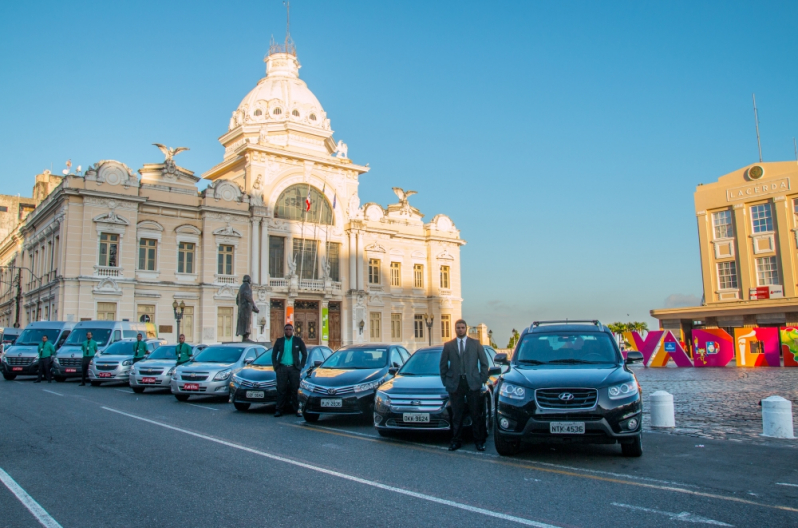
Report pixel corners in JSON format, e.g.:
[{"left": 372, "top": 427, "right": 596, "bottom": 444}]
[
  {"left": 608, "top": 380, "right": 638, "bottom": 399},
  {"left": 354, "top": 380, "right": 381, "bottom": 393},
  {"left": 375, "top": 390, "right": 391, "bottom": 412},
  {"left": 166, "top": 366, "right": 176, "bottom": 376},
  {"left": 300, "top": 379, "right": 317, "bottom": 391},
  {"left": 122, "top": 360, "right": 132, "bottom": 367},
  {"left": 500, "top": 383, "right": 526, "bottom": 400},
  {"left": 53, "top": 358, "right": 60, "bottom": 366},
  {"left": 31, "top": 357, "right": 39, "bottom": 364},
  {"left": 231, "top": 374, "right": 242, "bottom": 384},
  {"left": 213, "top": 369, "right": 232, "bottom": 381}
]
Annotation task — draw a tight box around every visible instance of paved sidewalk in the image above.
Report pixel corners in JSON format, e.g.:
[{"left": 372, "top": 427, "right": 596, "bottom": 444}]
[{"left": 632, "top": 366, "right": 798, "bottom": 446}]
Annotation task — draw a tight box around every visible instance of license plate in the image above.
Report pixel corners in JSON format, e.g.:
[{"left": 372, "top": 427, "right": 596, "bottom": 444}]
[
  {"left": 403, "top": 413, "right": 430, "bottom": 423},
  {"left": 142, "top": 377, "right": 156, "bottom": 384},
  {"left": 246, "top": 391, "right": 265, "bottom": 399},
  {"left": 65, "top": 368, "right": 76, "bottom": 373},
  {"left": 550, "top": 422, "right": 585, "bottom": 434},
  {"left": 99, "top": 372, "right": 112, "bottom": 378},
  {"left": 12, "top": 367, "right": 22, "bottom": 371},
  {"left": 183, "top": 383, "right": 200, "bottom": 391},
  {"left": 320, "top": 398, "right": 342, "bottom": 408}
]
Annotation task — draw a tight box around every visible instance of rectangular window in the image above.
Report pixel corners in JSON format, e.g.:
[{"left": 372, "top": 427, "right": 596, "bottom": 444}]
[
  {"left": 269, "top": 236, "right": 285, "bottom": 278},
  {"left": 292, "top": 239, "right": 319, "bottom": 280},
  {"left": 391, "top": 313, "right": 402, "bottom": 341},
  {"left": 755, "top": 256, "right": 780, "bottom": 286},
  {"left": 369, "top": 312, "right": 381, "bottom": 341},
  {"left": 326, "top": 242, "right": 340, "bottom": 282},
  {"left": 716, "top": 262, "right": 738, "bottom": 290},
  {"left": 712, "top": 210, "right": 733, "bottom": 239},
  {"left": 138, "top": 238, "right": 157, "bottom": 271},
  {"left": 390, "top": 262, "right": 401, "bottom": 287},
  {"left": 0, "top": 206, "right": 7, "bottom": 212},
  {"left": 182, "top": 306, "right": 194, "bottom": 343},
  {"left": 413, "top": 264, "right": 424, "bottom": 288},
  {"left": 99, "top": 233, "right": 119, "bottom": 267},
  {"left": 440, "top": 265, "right": 450, "bottom": 289},
  {"left": 751, "top": 203, "right": 773, "bottom": 233},
  {"left": 218, "top": 307, "right": 234, "bottom": 341},
  {"left": 97, "top": 302, "right": 116, "bottom": 321},
  {"left": 137, "top": 304, "right": 155, "bottom": 323},
  {"left": 414, "top": 314, "right": 424, "bottom": 340},
  {"left": 369, "top": 259, "right": 381, "bottom": 284},
  {"left": 441, "top": 314, "right": 451, "bottom": 339},
  {"left": 218, "top": 245, "right": 234, "bottom": 275},
  {"left": 178, "top": 242, "right": 195, "bottom": 274}
]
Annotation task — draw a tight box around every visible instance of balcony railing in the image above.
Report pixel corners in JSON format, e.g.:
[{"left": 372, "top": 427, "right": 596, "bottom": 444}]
[
  {"left": 270, "top": 278, "right": 289, "bottom": 288},
  {"left": 214, "top": 274, "right": 237, "bottom": 285},
  {"left": 299, "top": 279, "right": 325, "bottom": 292},
  {"left": 94, "top": 266, "right": 121, "bottom": 278},
  {"left": 439, "top": 288, "right": 452, "bottom": 297},
  {"left": 331, "top": 281, "right": 342, "bottom": 292}
]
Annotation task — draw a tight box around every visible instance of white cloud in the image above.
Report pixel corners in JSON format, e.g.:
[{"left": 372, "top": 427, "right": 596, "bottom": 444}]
[{"left": 663, "top": 293, "right": 701, "bottom": 308}]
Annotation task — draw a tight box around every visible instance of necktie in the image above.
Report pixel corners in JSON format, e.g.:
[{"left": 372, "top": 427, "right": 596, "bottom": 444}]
[{"left": 459, "top": 339, "right": 465, "bottom": 376}]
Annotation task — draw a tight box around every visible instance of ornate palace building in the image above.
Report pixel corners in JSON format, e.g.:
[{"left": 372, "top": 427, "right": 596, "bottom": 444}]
[{"left": 0, "top": 43, "right": 464, "bottom": 349}]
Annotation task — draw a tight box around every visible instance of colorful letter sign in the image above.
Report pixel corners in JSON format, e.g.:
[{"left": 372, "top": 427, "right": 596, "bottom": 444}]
[
  {"left": 779, "top": 327, "right": 798, "bottom": 367},
  {"left": 734, "top": 327, "right": 780, "bottom": 367},
  {"left": 691, "top": 329, "right": 734, "bottom": 367}
]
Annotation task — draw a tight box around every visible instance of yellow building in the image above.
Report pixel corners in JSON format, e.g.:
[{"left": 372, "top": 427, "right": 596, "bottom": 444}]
[{"left": 652, "top": 161, "right": 798, "bottom": 338}]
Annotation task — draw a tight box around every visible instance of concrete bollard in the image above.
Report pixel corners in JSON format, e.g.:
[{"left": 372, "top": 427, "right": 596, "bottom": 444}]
[
  {"left": 761, "top": 396, "right": 795, "bottom": 439},
  {"left": 650, "top": 390, "right": 675, "bottom": 428}
]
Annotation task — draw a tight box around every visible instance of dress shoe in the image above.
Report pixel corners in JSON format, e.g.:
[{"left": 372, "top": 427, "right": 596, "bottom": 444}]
[
  {"left": 448, "top": 441, "right": 462, "bottom": 451},
  {"left": 475, "top": 442, "right": 486, "bottom": 452},
  {"left": 274, "top": 410, "right": 283, "bottom": 417}
]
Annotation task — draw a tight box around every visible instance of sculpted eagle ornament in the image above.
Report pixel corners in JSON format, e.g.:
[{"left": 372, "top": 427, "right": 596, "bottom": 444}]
[
  {"left": 392, "top": 187, "right": 417, "bottom": 206},
  {"left": 153, "top": 144, "right": 190, "bottom": 162}
]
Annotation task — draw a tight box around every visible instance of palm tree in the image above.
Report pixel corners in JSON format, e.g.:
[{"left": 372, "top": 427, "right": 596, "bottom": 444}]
[{"left": 607, "top": 322, "right": 628, "bottom": 349}]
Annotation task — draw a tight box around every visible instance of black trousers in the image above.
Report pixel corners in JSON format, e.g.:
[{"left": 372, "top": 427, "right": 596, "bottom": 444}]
[
  {"left": 449, "top": 376, "right": 486, "bottom": 443},
  {"left": 81, "top": 357, "right": 92, "bottom": 383},
  {"left": 275, "top": 365, "right": 300, "bottom": 412},
  {"left": 37, "top": 357, "right": 52, "bottom": 382}
]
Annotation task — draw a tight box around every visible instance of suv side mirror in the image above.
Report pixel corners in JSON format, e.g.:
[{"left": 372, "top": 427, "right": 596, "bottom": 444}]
[
  {"left": 388, "top": 366, "right": 399, "bottom": 375},
  {"left": 625, "top": 351, "right": 644, "bottom": 364},
  {"left": 488, "top": 366, "right": 502, "bottom": 376},
  {"left": 494, "top": 353, "right": 508, "bottom": 365}
]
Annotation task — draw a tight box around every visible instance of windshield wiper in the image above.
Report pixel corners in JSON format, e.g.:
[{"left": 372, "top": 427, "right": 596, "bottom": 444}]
[{"left": 517, "top": 359, "right": 546, "bottom": 365}]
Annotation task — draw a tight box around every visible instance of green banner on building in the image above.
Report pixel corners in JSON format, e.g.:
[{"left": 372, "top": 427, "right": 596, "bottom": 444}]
[{"left": 322, "top": 307, "right": 329, "bottom": 342}]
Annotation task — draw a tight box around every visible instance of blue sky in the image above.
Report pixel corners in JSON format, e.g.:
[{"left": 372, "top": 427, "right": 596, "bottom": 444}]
[{"left": 2, "top": 1, "right": 797, "bottom": 344}]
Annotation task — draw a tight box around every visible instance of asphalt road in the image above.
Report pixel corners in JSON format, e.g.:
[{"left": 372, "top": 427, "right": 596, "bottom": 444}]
[{"left": 1, "top": 377, "right": 797, "bottom": 528}]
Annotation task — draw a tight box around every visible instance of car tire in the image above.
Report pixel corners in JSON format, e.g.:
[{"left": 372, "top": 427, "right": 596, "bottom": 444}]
[
  {"left": 621, "top": 434, "right": 643, "bottom": 457},
  {"left": 2, "top": 373, "right": 17, "bottom": 381},
  {"left": 131, "top": 386, "right": 145, "bottom": 394},
  {"left": 90, "top": 381, "right": 101, "bottom": 387},
  {"left": 234, "top": 402, "right": 251, "bottom": 412},
  {"left": 303, "top": 412, "right": 320, "bottom": 423},
  {"left": 493, "top": 420, "right": 521, "bottom": 456},
  {"left": 54, "top": 376, "right": 66, "bottom": 383},
  {"left": 175, "top": 394, "right": 190, "bottom": 402}
]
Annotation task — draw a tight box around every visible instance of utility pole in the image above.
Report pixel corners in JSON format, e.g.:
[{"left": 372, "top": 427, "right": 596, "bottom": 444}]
[{"left": 752, "top": 93, "right": 763, "bottom": 163}]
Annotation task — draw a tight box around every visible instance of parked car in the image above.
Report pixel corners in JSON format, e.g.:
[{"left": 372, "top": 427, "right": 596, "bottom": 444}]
[
  {"left": 373, "top": 345, "right": 501, "bottom": 436},
  {"left": 1, "top": 321, "right": 74, "bottom": 380},
  {"left": 298, "top": 344, "right": 409, "bottom": 422},
  {"left": 129, "top": 344, "right": 203, "bottom": 393},
  {"left": 492, "top": 320, "right": 644, "bottom": 457},
  {"left": 171, "top": 344, "right": 266, "bottom": 402},
  {"left": 88, "top": 338, "right": 163, "bottom": 386},
  {"left": 53, "top": 320, "right": 153, "bottom": 381},
  {"left": 1, "top": 327, "right": 22, "bottom": 354},
  {"left": 230, "top": 345, "right": 333, "bottom": 411}
]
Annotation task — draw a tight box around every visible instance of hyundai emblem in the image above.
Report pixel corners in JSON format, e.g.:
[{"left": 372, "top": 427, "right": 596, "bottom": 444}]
[{"left": 559, "top": 392, "right": 574, "bottom": 401}]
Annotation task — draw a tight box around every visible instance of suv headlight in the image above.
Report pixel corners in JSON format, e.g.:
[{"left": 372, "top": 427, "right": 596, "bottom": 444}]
[
  {"left": 608, "top": 380, "right": 638, "bottom": 399},
  {"left": 500, "top": 383, "right": 526, "bottom": 400},
  {"left": 354, "top": 380, "right": 381, "bottom": 393},
  {"left": 213, "top": 369, "right": 232, "bottom": 381}
]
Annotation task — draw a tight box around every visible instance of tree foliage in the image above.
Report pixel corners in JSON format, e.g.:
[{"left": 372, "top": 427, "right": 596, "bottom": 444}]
[{"left": 507, "top": 329, "right": 520, "bottom": 349}]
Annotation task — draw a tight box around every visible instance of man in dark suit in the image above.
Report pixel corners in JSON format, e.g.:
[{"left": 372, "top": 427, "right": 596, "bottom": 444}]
[
  {"left": 440, "top": 319, "right": 489, "bottom": 451},
  {"left": 272, "top": 323, "right": 307, "bottom": 418}
]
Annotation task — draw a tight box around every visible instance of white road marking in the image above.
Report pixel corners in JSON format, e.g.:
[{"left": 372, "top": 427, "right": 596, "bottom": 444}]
[
  {"left": 776, "top": 482, "right": 798, "bottom": 488},
  {"left": 187, "top": 403, "right": 218, "bottom": 411},
  {"left": 612, "top": 502, "right": 733, "bottom": 526},
  {"left": 0, "top": 467, "right": 63, "bottom": 528},
  {"left": 42, "top": 390, "right": 63, "bottom": 396},
  {"left": 13, "top": 381, "right": 23, "bottom": 384},
  {"left": 103, "top": 407, "right": 558, "bottom": 527},
  {"left": 114, "top": 389, "right": 134, "bottom": 394}
]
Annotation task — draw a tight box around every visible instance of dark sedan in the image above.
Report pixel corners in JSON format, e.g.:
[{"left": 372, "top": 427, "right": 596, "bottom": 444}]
[
  {"left": 229, "top": 345, "right": 333, "bottom": 411},
  {"left": 298, "top": 344, "right": 409, "bottom": 422},
  {"left": 374, "top": 346, "right": 501, "bottom": 436}
]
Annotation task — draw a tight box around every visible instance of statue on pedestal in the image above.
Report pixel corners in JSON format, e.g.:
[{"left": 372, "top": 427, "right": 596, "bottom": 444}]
[{"left": 236, "top": 275, "right": 260, "bottom": 342}]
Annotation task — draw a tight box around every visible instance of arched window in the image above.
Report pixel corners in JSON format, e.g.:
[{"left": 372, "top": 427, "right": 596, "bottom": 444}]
[
  {"left": 291, "top": 109, "right": 300, "bottom": 117},
  {"left": 275, "top": 185, "right": 333, "bottom": 224},
  {"left": 254, "top": 109, "right": 262, "bottom": 116},
  {"left": 273, "top": 108, "right": 282, "bottom": 115},
  {"left": 309, "top": 114, "right": 317, "bottom": 121}
]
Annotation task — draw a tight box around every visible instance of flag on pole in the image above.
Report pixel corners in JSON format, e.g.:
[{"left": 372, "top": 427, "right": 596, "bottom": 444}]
[
  {"left": 305, "top": 187, "right": 311, "bottom": 211},
  {"left": 332, "top": 193, "right": 337, "bottom": 209}
]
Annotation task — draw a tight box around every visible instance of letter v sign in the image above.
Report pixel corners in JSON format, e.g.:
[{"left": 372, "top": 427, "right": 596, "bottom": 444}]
[{"left": 625, "top": 330, "right": 665, "bottom": 366}]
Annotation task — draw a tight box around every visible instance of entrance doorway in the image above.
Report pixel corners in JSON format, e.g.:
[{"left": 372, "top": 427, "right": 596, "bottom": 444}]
[
  {"left": 328, "top": 302, "right": 341, "bottom": 350},
  {"left": 270, "top": 299, "right": 285, "bottom": 344},
  {"left": 294, "top": 300, "right": 319, "bottom": 345}
]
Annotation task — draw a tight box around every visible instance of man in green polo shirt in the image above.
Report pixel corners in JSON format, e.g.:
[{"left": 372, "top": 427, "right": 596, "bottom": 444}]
[
  {"left": 175, "top": 334, "right": 192, "bottom": 365},
  {"left": 132, "top": 333, "right": 148, "bottom": 363},
  {"left": 34, "top": 335, "right": 55, "bottom": 383},
  {"left": 80, "top": 331, "right": 98, "bottom": 386},
  {"left": 271, "top": 323, "right": 307, "bottom": 417}
]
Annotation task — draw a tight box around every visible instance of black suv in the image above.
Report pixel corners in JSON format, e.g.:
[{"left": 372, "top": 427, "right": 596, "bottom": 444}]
[{"left": 493, "top": 321, "right": 644, "bottom": 457}]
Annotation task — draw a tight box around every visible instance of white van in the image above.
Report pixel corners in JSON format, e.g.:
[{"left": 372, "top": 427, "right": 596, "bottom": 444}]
[{"left": 1, "top": 321, "right": 75, "bottom": 380}]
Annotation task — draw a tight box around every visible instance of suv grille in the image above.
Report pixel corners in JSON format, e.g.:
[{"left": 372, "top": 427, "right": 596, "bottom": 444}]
[
  {"left": 535, "top": 388, "right": 597, "bottom": 410},
  {"left": 60, "top": 358, "right": 82, "bottom": 368},
  {"left": 7, "top": 357, "right": 34, "bottom": 366}
]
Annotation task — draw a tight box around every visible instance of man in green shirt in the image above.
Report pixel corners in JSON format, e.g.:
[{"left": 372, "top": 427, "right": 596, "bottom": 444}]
[
  {"left": 80, "top": 331, "right": 98, "bottom": 386},
  {"left": 175, "top": 334, "right": 192, "bottom": 365},
  {"left": 271, "top": 323, "right": 307, "bottom": 417},
  {"left": 132, "top": 333, "right": 148, "bottom": 363},
  {"left": 34, "top": 335, "right": 55, "bottom": 383}
]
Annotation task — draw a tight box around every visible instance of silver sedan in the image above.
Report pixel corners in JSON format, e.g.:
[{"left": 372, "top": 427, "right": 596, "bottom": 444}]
[
  {"left": 129, "top": 344, "right": 204, "bottom": 393},
  {"left": 171, "top": 344, "right": 266, "bottom": 402},
  {"left": 88, "top": 339, "right": 162, "bottom": 386}
]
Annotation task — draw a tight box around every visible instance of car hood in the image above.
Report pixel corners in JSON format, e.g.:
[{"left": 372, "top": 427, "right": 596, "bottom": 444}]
[
  {"left": 4, "top": 346, "right": 38, "bottom": 357},
  {"left": 179, "top": 362, "right": 235, "bottom": 372},
  {"left": 506, "top": 365, "right": 626, "bottom": 388},
  {"left": 56, "top": 346, "right": 83, "bottom": 358},
  {"left": 309, "top": 367, "right": 386, "bottom": 387},
  {"left": 134, "top": 359, "right": 176, "bottom": 369},
  {"left": 236, "top": 365, "right": 276, "bottom": 381},
  {"left": 380, "top": 374, "right": 445, "bottom": 394}
]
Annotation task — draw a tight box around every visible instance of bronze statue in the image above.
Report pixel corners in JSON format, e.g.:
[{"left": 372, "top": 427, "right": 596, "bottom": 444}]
[{"left": 236, "top": 275, "right": 260, "bottom": 342}]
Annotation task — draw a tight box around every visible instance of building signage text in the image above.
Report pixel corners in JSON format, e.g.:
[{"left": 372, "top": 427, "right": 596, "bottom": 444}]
[{"left": 725, "top": 178, "right": 790, "bottom": 202}]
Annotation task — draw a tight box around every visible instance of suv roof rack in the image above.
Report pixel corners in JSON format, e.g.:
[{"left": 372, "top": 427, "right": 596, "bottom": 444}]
[{"left": 529, "top": 320, "right": 602, "bottom": 331}]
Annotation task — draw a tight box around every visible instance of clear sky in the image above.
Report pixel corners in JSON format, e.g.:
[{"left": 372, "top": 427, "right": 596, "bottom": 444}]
[{"left": 2, "top": 1, "right": 797, "bottom": 345}]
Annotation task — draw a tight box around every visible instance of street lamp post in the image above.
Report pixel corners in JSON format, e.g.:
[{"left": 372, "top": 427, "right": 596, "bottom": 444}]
[
  {"left": 172, "top": 300, "right": 186, "bottom": 340},
  {"left": 1, "top": 265, "right": 43, "bottom": 327},
  {"left": 424, "top": 313, "right": 434, "bottom": 346},
  {"left": 488, "top": 329, "right": 493, "bottom": 347}
]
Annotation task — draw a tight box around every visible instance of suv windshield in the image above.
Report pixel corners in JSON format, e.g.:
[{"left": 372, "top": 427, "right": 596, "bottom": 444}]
[
  {"left": 516, "top": 332, "right": 619, "bottom": 365},
  {"left": 253, "top": 349, "right": 274, "bottom": 366},
  {"left": 193, "top": 347, "right": 244, "bottom": 364},
  {"left": 101, "top": 341, "right": 136, "bottom": 356},
  {"left": 147, "top": 346, "right": 177, "bottom": 360},
  {"left": 399, "top": 349, "right": 441, "bottom": 376},
  {"left": 15, "top": 328, "right": 61, "bottom": 346},
  {"left": 65, "top": 329, "right": 113, "bottom": 347},
  {"left": 322, "top": 348, "right": 388, "bottom": 369}
]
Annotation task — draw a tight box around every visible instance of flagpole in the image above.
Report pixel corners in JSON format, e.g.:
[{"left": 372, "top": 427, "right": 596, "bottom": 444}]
[
  {"left": 299, "top": 184, "right": 310, "bottom": 282},
  {"left": 311, "top": 182, "right": 326, "bottom": 281}
]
